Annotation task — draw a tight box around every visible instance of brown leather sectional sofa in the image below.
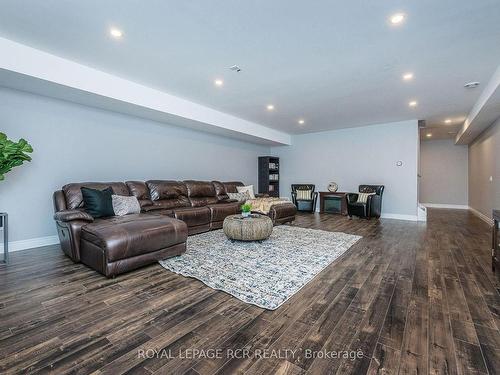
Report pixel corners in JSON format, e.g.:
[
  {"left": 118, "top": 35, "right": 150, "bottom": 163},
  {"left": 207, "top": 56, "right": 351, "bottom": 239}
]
[{"left": 53, "top": 180, "right": 296, "bottom": 277}]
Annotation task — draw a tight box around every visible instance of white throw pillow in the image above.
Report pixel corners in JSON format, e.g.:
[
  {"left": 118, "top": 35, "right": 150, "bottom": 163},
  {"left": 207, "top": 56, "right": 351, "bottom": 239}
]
[
  {"left": 356, "top": 192, "right": 375, "bottom": 204},
  {"left": 237, "top": 185, "right": 255, "bottom": 199},
  {"left": 296, "top": 190, "right": 312, "bottom": 200},
  {"left": 112, "top": 195, "right": 141, "bottom": 216}
]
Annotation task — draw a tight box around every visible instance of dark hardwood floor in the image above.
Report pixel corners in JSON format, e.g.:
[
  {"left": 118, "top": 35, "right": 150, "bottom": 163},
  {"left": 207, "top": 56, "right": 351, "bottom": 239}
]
[{"left": 1, "top": 209, "right": 499, "bottom": 374}]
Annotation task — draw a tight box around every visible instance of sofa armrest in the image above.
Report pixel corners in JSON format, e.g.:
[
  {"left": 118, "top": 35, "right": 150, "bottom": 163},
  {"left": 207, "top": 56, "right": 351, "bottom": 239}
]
[
  {"left": 346, "top": 193, "right": 359, "bottom": 204},
  {"left": 366, "top": 194, "right": 382, "bottom": 217},
  {"left": 54, "top": 209, "right": 94, "bottom": 223},
  {"left": 268, "top": 202, "right": 297, "bottom": 224}
]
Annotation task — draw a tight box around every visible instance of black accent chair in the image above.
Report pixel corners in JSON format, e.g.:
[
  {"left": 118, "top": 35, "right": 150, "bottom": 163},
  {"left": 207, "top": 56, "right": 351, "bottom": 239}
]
[
  {"left": 346, "top": 185, "right": 385, "bottom": 219},
  {"left": 291, "top": 184, "right": 318, "bottom": 213}
]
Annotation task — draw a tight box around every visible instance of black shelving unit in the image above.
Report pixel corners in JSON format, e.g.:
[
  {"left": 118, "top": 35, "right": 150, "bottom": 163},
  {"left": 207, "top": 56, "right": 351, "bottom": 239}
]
[{"left": 258, "top": 156, "right": 280, "bottom": 197}]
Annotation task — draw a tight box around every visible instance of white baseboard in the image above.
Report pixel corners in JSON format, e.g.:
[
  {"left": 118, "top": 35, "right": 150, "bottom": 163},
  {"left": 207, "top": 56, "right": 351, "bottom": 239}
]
[
  {"left": 421, "top": 203, "right": 469, "bottom": 210},
  {"left": 469, "top": 207, "right": 494, "bottom": 226},
  {"left": 0, "top": 235, "right": 59, "bottom": 254},
  {"left": 380, "top": 213, "right": 419, "bottom": 221},
  {"left": 314, "top": 209, "right": 418, "bottom": 221},
  {"left": 417, "top": 204, "right": 427, "bottom": 222}
]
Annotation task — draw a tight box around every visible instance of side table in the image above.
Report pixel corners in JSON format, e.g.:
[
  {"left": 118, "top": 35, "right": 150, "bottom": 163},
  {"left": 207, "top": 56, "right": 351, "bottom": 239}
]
[{"left": 1, "top": 212, "right": 8, "bottom": 264}]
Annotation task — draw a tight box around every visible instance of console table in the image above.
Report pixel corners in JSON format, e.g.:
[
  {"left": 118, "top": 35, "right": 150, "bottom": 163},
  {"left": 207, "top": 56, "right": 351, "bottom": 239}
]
[
  {"left": 493, "top": 210, "right": 499, "bottom": 273},
  {"left": 1, "top": 212, "right": 8, "bottom": 264},
  {"left": 319, "top": 192, "right": 347, "bottom": 215}
]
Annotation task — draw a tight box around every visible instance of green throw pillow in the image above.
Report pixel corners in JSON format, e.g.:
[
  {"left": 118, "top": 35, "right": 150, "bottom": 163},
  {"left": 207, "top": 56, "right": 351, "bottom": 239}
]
[{"left": 81, "top": 187, "right": 115, "bottom": 218}]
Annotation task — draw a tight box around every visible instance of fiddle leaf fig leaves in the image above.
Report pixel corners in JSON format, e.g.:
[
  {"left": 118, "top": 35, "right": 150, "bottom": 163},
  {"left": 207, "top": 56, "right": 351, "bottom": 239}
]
[{"left": 0, "top": 132, "right": 33, "bottom": 181}]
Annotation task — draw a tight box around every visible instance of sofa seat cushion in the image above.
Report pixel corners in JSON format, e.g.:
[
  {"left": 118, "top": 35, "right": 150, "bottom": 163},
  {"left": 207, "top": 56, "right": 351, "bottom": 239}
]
[
  {"left": 208, "top": 202, "right": 241, "bottom": 222},
  {"left": 189, "top": 197, "right": 219, "bottom": 207},
  {"left": 142, "top": 207, "right": 174, "bottom": 216},
  {"left": 172, "top": 207, "right": 210, "bottom": 227},
  {"left": 81, "top": 214, "right": 187, "bottom": 262}
]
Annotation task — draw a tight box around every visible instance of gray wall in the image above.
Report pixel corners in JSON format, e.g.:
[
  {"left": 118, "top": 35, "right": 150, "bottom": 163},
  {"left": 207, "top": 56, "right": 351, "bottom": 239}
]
[
  {"left": 0, "top": 87, "right": 269, "bottom": 242},
  {"left": 419, "top": 139, "right": 468, "bottom": 205},
  {"left": 468, "top": 117, "right": 500, "bottom": 218},
  {"left": 271, "top": 120, "right": 419, "bottom": 218}
]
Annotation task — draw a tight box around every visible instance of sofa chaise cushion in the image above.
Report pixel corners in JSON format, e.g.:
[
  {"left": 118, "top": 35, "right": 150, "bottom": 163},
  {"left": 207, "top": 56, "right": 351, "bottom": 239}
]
[{"left": 81, "top": 214, "right": 187, "bottom": 262}]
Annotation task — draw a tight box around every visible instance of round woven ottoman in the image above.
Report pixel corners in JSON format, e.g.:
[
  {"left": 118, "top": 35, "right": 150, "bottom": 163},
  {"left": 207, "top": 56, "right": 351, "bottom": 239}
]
[{"left": 223, "top": 214, "right": 273, "bottom": 241}]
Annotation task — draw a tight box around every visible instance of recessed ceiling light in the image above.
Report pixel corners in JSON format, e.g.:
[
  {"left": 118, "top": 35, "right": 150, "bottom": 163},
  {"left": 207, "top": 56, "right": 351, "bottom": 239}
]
[
  {"left": 409, "top": 100, "right": 418, "bottom": 107},
  {"left": 448, "top": 131, "right": 457, "bottom": 135},
  {"left": 214, "top": 79, "right": 223, "bottom": 87},
  {"left": 110, "top": 28, "right": 123, "bottom": 38},
  {"left": 390, "top": 13, "right": 406, "bottom": 25},
  {"left": 444, "top": 119, "right": 452, "bottom": 124},
  {"left": 426, "top": 133, "right": 432, "bottom": 138},
  {"left": 267, "top": 104, "right": 275, "bottom": 111},
  {"left": 298, "top": 119, "right": 305, "bottom": 125},
  {"left": 403, "top": 73, "right": 414, "bottom": 81}
]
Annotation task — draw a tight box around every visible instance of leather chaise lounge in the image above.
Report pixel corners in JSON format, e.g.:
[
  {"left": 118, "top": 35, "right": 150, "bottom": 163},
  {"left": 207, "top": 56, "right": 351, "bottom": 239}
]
[{"left": 53, "top": 180, "right": 296, "bottom": 277}]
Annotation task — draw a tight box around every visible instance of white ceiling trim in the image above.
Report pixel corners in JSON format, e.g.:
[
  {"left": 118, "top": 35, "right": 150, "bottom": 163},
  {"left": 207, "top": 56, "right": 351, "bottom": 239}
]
[
  {"left": 0, "top": 37, "right": 291, "bottom": 145},
  {"left": 456, "top": 64, "right": 500, "bottom": 144}
]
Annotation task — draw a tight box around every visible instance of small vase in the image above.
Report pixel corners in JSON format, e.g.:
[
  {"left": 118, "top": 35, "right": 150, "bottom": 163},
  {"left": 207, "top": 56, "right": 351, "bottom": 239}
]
[{"left": 241, "top": 211, "right": 250, "bottom": 218}]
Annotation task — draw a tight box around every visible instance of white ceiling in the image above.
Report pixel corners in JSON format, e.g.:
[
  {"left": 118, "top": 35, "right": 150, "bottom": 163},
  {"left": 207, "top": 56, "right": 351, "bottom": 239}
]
[{"left": 0, "top": 0, "right": 499, "bottom": 135}]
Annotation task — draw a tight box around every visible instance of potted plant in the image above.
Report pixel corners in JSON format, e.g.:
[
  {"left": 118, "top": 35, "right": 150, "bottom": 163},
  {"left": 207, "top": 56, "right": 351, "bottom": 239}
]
[
  {"left": 0, "top": 132, "right": 33, "bottom": 263},
  {"left": 241, "top": 203, "right": 252, "bottom": 218},
  {"left": 0, "top": 132, "right": 33, "bottom": 181}
]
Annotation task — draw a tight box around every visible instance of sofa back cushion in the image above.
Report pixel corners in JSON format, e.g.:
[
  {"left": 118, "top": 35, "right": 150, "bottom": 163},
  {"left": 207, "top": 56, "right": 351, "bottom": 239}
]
[
  {"left": 146, "top": 180, "right": 190, "bottom": 209},
  {"left": 212, "top": 181, "right": 229, "bottom": 201},
  {"left": 126, "top": 181, "right": 153, "bottom": 207},
  {"left": 223, "top": 181, "right": 245, "bottom": 194},
  {"left": 62, "top": 182, "right": 129, "bottom": 210},
  {"left": 184, "top": 180, "right": 218, "bottom": 207}
]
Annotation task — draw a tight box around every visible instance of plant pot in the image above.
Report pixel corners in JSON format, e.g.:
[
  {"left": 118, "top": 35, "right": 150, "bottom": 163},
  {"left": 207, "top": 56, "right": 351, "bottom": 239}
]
[{"left": 241, "top": 211, "right": 251, "bottom": 218}]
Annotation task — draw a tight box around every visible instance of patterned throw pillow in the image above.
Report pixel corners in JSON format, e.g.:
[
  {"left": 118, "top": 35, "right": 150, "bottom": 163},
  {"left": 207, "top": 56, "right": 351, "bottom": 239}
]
[
  {"left": 228, "top": 191, "right": 251, "bottom": 202},
  {"left": 112, "top": 195, "right": 141, "bottom": 216},
  {"left": 357, "top": 192, "right": 375, "bottom": 203},
  {"left": 296, "top": 189, "right": 312, "bottom": 200},
  {"left": 236, "top": 185, "right": 256, "bottom": 199}
]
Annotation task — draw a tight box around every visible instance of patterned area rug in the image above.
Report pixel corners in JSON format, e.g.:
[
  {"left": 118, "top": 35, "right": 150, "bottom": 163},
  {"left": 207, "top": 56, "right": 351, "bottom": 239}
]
[{"left": 159, "top": 226, "right": 361, "bottom": 310}]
